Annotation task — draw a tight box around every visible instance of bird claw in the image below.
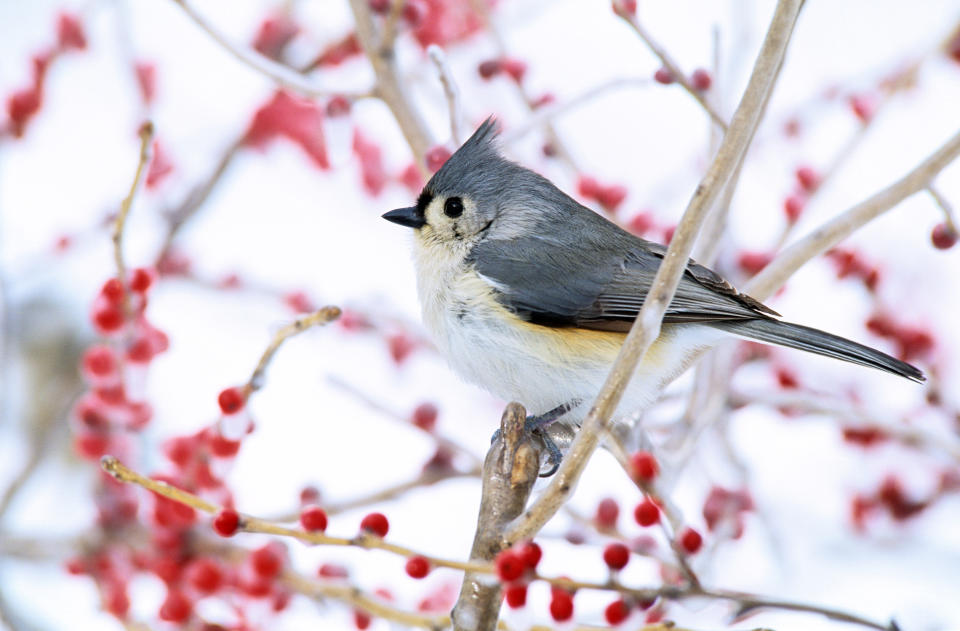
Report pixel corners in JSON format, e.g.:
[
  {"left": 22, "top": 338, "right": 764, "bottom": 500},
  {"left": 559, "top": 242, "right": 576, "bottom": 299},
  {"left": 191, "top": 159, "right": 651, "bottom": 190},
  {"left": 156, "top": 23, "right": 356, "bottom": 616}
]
[{"left": 489, "top": 400, "right": 580, "bottom": 477}]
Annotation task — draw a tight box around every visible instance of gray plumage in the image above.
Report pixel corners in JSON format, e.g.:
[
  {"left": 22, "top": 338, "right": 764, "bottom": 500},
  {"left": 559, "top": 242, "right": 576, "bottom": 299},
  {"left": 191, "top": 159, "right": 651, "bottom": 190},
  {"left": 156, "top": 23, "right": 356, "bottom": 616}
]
[{"left": 386, "top": 118, "right": 924, "bottom": 392}]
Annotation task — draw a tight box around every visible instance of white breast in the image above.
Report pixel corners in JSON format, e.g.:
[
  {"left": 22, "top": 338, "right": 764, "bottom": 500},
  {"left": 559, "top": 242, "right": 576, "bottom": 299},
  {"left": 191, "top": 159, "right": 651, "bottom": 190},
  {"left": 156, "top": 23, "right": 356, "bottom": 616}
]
[{"left": 413, "top": 238, "right": 723, "bottom": 421}]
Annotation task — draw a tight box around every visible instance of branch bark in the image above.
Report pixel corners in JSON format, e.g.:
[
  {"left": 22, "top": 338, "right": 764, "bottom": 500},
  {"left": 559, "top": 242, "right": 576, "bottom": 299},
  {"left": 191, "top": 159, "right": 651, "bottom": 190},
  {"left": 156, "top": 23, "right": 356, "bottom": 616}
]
[
  {"left": 503, "top": 0, "right": 803, "bottom": 547},
  {"left": 452, "top": 403, "right": 541, "bottom": 631}
]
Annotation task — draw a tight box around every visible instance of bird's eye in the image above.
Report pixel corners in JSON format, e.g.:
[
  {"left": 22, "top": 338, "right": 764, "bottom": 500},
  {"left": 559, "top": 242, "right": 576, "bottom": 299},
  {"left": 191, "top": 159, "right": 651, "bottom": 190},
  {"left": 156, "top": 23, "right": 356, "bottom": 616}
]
[{"left": 444, "top": 197, "right": 464, "bottom": 218}]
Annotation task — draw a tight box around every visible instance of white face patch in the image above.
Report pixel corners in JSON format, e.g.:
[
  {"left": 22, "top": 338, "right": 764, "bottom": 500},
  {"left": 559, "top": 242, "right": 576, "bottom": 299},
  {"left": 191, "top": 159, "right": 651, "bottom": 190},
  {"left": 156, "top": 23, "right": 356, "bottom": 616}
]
[{"left": 423, "top": 195, "right": 488, "bottom": 245}]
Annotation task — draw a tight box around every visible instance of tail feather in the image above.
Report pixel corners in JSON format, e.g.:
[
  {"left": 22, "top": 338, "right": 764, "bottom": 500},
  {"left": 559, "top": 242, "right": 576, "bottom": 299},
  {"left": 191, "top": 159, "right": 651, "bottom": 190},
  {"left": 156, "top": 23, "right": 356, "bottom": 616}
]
[{"left": 708, "top": 319, "right": 925, "bottom": 383}]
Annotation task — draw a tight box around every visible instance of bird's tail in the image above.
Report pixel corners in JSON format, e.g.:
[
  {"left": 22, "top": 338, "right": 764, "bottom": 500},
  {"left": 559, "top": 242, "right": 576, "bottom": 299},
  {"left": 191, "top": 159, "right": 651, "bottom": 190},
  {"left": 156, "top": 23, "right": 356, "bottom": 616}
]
[{"left": 707, "top": 319, "right": 925, "bottom": 383}]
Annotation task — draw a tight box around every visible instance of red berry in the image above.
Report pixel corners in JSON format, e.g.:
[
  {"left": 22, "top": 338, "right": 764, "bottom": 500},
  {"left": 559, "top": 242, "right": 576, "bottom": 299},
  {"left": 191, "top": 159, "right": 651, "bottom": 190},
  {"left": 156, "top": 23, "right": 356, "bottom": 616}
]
[
  {"left": 401, "top": 0, "right": 425, "bottom": 25},
  {"left": 318, "top": 563, "right": 349, "bottom": 579},
  {"left": 612, "top": 0, "right": 637, "bottom": 16},
  {"left": 478, "top": 59, "right": 502, "bottom": 79},
  {"left": 93, "top": 305, "right": 125, "bottom": 333},
  {"left": 284, "top": 290, "right": 314, "bottom": 313},
  {"left": 326, "top": 95, "right": 352, "bottom": 117},
  {"left": 494, "top": 550, "right": 525, "bottom": 582},
  {"left": 105, "top": 585, "right": 130, "bottom": 618},
  {"left": 57, "top": 12, "right": 87, "bottom": 51},
  {"left": 595, "top": 498, "right": 619, "bottom": 529},
  {"left": 129, "top": 268, "right": 153, "bottom": 293},
  {"left": 518, "top": 541, "right": 542, "bottom": 569},
  {"left": 795, "top": 165, "right": 820, "bottom": 192},
  {"left": 691, "top": 68, "right": 712, "bottom": 91},
  {"left": 206, "top": 431, "right": 241, "bottom": 458},
  {"left": 82, "top": 345, "right": 117, "bottom": 378},
  {"left": 501, "top": 58, "right": 527, "bottom": 83},
  {"left": 602, "top": 542, "right": 630, "bottom": 570},
  {"left": 849, "top": 94, "right": 875, "bottom": 123},
  {"left": 505, "top": 583, "right": 528, "bottom": 608},
  {"left": 679, "top": 527, "right": 703, "bottom": 554},
  {"left": 101, "top": 278, "right": 125, "bottom": 303},
  {"left": 217, "top": 387, "right": 246, "bottom": 415},
  {"left": 387, "top": 333, "right": 416, "bottom": 364},
  {"left": 776, "top": 366, "right": 798, "bottom": 389},
  {"left": 300, "top": 505, "right": 328, "bottom": 532},
  {"left": 125, "top": 337, "right": 153, "bottom": 363},
  {"left": 653, "top": 67, "right": 675, "bottom": 85},
  {"left": 405, "top": 556, "right": 430, "bottom": 579},
  {"left": 300, "top": 485, "right": 321, "bottom": 505},
  {"left": 354, "top": 610, "right": 372, "bottom": 629},
  {"left": 931, "top": 223, "right": 958, "bottom": 249},
  {"left": 605, "top": 599, "right": 631, "bottom": 625},
  {"left": 186, "top": 558, "right": 223, "bottom": 594},
  {"left": 162, "top": 436, "right": 195, "bottom": 467},
  {"left": 213, "top": 508, "right": 240, "bottom": 536},
  {"left": 549, "top": 590, "right": 574, "bottom": 621},
  {"left": 634, "top": 499, "right": 660, "bottom": 527},
  {"left": 159, "top": 589, "right": 192, "bottom": 623},
  {"left": 597, "top": 184, "right": 628, "bottom": 212},
  {"left": 737, "top": 251, "right": 773, "bottom": 275},
  {"left": 369, "top": 0, "right": 390, "bottom": 13},
  {"left": 784, "top": 194, "right": 806, "bottom": 223},
  {"left": 577, "top": 175, "right": 600, "bottom": 199},
  {"left": 630, "top": 451, "right": 658, "bottom": 482},
  {"left": 74, "top": 432, "right": 110, "bottom": 460},
  {"left": 251, "top": 543, "right": 284, "bottom": 578},
  {"left": 628, "top": 211, "right": 655, "bottom": 236},
  {"left": 426, "top": 146, "right": 452, "bottom": 172},
  {"left": 411, "top": 402, "right": 439, "bottom": 432},
  {"left": 360, "top": 512, "right": 389, "bottom": 537}
]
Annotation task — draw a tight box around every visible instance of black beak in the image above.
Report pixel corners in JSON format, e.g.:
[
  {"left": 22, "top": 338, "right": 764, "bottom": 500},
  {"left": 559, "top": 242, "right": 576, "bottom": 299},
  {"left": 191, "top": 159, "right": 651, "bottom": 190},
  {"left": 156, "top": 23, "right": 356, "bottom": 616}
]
[{"left": 382, "top": 206, "right": 426, "bottom": 229}]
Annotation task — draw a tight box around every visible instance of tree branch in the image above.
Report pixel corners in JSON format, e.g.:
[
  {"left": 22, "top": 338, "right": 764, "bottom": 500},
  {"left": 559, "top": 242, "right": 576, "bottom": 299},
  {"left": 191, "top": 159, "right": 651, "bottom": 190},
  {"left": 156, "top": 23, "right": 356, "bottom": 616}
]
[
  {"left": 745, "top": 127, "right": 960, "bottom": 301},
  {"left": 504, "top": 0, "right": 803, "bottom": 547},
  {"left": 169, "top": 0, "right": 372, "bottom": 99},
  {"left": 452, "top": 403, "right": 542, "bottom": 631}
]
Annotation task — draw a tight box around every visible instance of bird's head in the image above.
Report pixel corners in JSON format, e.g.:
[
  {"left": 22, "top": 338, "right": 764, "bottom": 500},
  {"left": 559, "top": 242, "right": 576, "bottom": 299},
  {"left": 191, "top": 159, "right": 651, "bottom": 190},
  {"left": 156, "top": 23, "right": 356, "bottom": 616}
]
[{"left": 382, "top": 118, "right": 560, "bottom": 251}]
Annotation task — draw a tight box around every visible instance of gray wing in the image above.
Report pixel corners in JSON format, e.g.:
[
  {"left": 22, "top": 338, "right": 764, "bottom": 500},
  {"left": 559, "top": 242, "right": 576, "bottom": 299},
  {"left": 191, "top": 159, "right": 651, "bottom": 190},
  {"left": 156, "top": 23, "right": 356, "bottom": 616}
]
[{"left": 469, "top": 214, "right": 777, "bottom": 332}]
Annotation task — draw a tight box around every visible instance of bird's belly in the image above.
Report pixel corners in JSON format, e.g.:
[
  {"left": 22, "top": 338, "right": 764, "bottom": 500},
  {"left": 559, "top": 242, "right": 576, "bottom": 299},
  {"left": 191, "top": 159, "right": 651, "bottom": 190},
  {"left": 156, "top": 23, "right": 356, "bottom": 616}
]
[{"left": 424, "top": 285, "right": 721, "bottom": 419}]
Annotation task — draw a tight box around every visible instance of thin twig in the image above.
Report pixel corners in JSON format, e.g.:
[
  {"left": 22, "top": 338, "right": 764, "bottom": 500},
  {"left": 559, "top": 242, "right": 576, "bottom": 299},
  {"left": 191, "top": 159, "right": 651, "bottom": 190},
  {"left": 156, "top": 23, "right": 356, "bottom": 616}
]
[
  {"left": 326, "top": 375, "right": 483, "bottom": 469},
  {"left": 168, "top": 0, "right": 372, "bottom": 99},
  {"left": 156, "top": 136, "right": 243, "bottom": 265},
  {"left": 926, "top": 184, "right": 958, "bottom": 234},
  {"left": 504, "top": 0, "right": 803, "bottom": 547},
  {"left": 427, "top": 44, "right": 464, "bottom": 144},
  {"left": 245, "top": 306, "right": 342, "bottom": 393},
  {"left": 500, "top": 77, "right": 652, "bottom": 146},
  {"left": 614, "top": 8, "right": 728, "bottom": 130},
  {"left": 745, "top": 127, "right": 960, "bottom": 301},
  {"left": 100, "top": 455, "right": 490, "bottom": 574},
  {"left": 112, "top": 121, "right": 154, "bottom": 316}
]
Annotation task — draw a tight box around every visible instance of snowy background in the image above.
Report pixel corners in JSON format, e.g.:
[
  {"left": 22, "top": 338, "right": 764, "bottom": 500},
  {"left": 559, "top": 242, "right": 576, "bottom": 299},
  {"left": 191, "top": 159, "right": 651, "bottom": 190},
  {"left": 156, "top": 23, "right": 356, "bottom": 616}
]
[{"left": 1, "top": 0, "right": 960, "bottom": 629}]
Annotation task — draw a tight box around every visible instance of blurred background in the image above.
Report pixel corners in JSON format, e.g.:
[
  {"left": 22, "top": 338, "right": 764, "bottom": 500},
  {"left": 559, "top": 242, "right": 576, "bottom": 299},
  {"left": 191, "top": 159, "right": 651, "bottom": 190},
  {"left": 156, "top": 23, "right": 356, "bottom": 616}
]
[{"left": 1, "top": 0, "right": 959, "bottom": 629}]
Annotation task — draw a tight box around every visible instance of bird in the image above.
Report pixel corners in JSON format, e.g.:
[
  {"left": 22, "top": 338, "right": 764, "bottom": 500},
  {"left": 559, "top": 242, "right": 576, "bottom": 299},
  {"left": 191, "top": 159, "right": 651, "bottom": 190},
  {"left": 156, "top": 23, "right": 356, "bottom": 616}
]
[{"left": 382, "top": 118, "right": 923, "bottom": 474}]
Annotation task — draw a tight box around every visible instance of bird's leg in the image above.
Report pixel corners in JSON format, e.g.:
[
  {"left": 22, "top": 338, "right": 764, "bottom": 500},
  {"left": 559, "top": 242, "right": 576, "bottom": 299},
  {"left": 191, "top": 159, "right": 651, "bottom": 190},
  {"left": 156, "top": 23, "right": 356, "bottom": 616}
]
[{"left": 491, "top": 399, "right": 580, "bottom": 477}]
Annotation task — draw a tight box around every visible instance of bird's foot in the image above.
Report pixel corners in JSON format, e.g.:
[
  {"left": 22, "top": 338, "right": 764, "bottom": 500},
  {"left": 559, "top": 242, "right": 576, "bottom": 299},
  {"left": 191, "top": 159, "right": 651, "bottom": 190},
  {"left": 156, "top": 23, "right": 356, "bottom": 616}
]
[{"left": 491, "top": 400, "right": 580, "bottom": 477}]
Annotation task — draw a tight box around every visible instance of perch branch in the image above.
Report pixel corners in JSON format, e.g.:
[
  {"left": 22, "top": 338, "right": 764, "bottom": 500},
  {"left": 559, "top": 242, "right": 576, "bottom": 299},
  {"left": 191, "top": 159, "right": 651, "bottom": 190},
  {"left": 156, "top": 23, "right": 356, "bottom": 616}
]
[{"left": 452, "top": 403, "right": 542, "bottom": 631}]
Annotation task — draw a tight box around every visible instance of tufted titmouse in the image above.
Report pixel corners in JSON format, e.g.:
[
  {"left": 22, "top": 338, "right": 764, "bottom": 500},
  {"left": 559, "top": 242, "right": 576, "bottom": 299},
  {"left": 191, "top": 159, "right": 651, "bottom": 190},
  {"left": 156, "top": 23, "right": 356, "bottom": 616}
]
[{"left": 383, "top": 119, "right": 923, "bottom": 471}]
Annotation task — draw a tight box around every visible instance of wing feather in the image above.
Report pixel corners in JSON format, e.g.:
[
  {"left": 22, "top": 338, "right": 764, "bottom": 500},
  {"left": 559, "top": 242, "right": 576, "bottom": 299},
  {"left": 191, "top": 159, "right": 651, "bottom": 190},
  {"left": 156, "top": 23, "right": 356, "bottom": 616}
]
[{"left": 469, "top": 213, "right": 777, "bottom": 331}]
